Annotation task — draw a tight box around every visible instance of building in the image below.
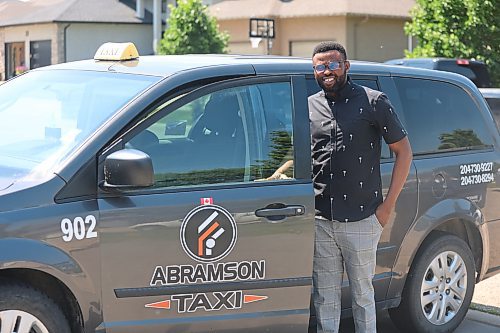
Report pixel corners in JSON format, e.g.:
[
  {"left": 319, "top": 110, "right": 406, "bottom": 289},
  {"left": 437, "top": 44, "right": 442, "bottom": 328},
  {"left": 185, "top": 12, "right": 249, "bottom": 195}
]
[
  {"left": 0, "top": 0, "right": 160, "bottom": 81},
  {"left": 1, "top": 0, "right": 416, "bottom": 81},
  {"left": 209, "top": 0, "right": 416, "bottom": 60}
]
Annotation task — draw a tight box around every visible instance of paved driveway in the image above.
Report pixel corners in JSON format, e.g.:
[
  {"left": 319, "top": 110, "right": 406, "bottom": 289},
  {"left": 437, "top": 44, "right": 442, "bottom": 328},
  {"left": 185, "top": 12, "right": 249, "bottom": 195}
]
[
  {"left": 472, "top": 273, "right": 500, "bottom": 312},
  {"left": 336, "top": 275, "right": 500, "bottom": 332},
  {"left": 338, "top": 309, "right": 500, "bottom": 332}
]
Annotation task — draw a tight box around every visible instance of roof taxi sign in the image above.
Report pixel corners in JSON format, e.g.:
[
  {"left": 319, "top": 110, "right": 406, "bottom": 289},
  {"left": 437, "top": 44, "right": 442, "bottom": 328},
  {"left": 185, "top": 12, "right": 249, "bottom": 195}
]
[
  {"left": 180, "top": 204, "right": 237, "bottom": 263},
  {"left": 94, "top": 42, "right": 139, "bottom": 61}
]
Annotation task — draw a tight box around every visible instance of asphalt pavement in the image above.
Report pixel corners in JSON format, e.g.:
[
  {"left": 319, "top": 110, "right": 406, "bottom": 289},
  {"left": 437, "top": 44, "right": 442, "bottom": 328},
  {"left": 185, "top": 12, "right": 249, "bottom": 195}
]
[
  {"left": 345, "top": 273, "right": 500, "bottom": 332},
  {"left": 338, "top": 308, "right": 500, "bottom": 332}
]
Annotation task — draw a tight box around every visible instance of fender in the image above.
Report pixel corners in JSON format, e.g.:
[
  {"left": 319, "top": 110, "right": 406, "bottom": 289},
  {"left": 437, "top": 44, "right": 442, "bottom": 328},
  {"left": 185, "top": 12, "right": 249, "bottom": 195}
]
[
  {"left": 386, "top": 198, "right": 486, "bottom": 300},
  {"left": 0, "top": 237, "right": 102, "bottom": 331}
]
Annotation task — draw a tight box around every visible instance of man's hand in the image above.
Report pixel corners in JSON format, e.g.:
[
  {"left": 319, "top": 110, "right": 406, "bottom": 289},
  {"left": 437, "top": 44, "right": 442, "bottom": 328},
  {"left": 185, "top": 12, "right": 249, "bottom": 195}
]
[{"left": 375, "top": 201, "right": 393, "bottom": 227}]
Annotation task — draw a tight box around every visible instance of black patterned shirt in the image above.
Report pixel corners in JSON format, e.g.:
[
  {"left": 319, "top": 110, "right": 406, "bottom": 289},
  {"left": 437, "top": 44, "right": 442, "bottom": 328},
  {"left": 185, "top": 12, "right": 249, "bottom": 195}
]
[{"left": 309, "top": 77, "right": 407, "bottom": 222}]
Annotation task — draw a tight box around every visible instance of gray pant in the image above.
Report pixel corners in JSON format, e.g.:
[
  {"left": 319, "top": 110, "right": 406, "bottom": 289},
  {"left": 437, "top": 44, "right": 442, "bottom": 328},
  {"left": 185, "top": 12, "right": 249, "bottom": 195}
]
[{"left": 313, "top": 214, "right": 383, "bottom": 333}]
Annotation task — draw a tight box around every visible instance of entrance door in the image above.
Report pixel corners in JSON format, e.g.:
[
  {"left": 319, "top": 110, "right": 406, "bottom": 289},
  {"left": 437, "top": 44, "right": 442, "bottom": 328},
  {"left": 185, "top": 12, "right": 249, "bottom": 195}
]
[
  {"left": 5, "top": 42, "right": 25, "bottom": 80},
  {"left": 98, "top": 77, "right": 315, "bottom": 332}
]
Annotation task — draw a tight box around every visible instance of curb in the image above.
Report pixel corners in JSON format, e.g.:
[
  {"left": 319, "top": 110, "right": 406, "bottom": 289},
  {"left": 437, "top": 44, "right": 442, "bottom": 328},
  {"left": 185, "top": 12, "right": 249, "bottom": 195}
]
[
  {"left": 470, "top": 302, "right": 500, "bottom": 316},
  {"left": 467, "top": 308, "right": 500, "bottom": 327}
]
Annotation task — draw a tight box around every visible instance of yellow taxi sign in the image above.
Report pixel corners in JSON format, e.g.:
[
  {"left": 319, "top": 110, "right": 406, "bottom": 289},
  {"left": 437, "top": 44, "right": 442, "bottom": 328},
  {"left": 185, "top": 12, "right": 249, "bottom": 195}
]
[{"left": 94, "top": 42, "right": 139, "bottom": 61}]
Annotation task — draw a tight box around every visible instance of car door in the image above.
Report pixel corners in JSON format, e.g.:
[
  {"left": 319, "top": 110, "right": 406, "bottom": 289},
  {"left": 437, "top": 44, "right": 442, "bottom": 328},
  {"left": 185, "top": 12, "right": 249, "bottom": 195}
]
[
  {"left": 305, "top": 75, "right": 419, "bottom": 309},
  {"left": 97, "top": 76, "right": 315, "bottom": 332}
]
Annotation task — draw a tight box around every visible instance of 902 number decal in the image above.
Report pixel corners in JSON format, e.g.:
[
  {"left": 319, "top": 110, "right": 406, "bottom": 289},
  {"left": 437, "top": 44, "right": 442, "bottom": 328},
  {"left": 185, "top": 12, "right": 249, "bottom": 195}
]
[{"left": 61, "top": 215, "right": 97, "bottom": 242}]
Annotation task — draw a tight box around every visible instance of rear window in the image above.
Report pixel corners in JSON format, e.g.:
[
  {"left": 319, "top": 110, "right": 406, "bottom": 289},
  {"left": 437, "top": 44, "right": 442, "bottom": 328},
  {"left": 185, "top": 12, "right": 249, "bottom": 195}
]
[
  {"left": 485, "top": 97, "right": 500, "bottom": 132},
  {"left": 436, "top": 61, "right": 491, "bottom": 88},
  {"left": 394, "top": 77, "right": 493, "bottom": 155}
]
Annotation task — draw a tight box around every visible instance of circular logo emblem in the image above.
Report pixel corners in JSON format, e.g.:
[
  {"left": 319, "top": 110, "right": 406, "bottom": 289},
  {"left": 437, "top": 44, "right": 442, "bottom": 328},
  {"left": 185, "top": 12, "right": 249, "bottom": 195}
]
[{"left": 180, "top": 205, "right": 237, "bottom": 263}]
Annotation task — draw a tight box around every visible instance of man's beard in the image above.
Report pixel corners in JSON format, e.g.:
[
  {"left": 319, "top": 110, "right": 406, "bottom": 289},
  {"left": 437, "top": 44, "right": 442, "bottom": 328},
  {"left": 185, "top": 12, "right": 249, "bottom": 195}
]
[{"left": 317, "top": 72, "right": 347, "bottom": 95}]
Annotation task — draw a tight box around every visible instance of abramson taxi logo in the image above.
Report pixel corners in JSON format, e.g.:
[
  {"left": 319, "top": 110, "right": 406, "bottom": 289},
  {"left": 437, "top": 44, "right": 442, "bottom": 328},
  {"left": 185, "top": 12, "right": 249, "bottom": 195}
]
[
  {"left": 148, "top": 204, "right": 268, "bottom": 313},
  {"left": 180, "top": 204, "right": 237, "bottom": 263}
]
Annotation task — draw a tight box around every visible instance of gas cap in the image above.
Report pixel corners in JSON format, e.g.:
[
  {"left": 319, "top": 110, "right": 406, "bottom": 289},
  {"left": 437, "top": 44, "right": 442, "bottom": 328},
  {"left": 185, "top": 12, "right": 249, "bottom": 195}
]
[{"left": 432, "top": 173, "right": 447, "bottom": 198}]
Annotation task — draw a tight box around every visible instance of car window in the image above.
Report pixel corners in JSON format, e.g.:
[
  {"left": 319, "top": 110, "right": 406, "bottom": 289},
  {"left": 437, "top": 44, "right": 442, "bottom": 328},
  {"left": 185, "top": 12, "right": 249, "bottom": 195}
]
[
  {"left": 437, "top": 61, "right": 491, "bottom": 88},
  {"left": 394, "top": 77, "right": 494, "bottom": 155},
  {"left": 0, "top": 70, "right": 158, "bottom": 182},
  {"left": 306, "top": 77, "right": 321, "bottom": 96},
  {"left": 485, "top": 97, "right": 500, "bottom": 132},
  {"left": 436, "top": 62, "right": 477, "bottom": 82},
  {"left": 126, "top": 82, "right": 295, "bottom": 188}
]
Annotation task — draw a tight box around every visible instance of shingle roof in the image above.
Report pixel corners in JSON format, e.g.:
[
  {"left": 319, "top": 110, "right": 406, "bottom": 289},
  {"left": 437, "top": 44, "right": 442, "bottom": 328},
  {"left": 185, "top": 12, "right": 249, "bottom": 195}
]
[
  {"left": 209, "top": 0, "right": 415, "bottom": 20},
  {"left": 0, "top": 0, "right": 152, "bottom": 27}
]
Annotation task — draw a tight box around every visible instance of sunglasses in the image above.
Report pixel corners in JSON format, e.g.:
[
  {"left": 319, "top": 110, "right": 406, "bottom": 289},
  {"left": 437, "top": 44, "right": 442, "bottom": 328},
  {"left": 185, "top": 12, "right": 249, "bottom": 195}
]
[{"left": 313, "top": 61, "right": 345, "bottom": 73}]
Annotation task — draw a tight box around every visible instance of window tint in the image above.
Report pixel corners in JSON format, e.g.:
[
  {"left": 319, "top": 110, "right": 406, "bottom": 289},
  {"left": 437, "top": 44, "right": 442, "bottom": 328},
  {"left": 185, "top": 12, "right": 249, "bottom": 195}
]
[
  {"left": 126, "top": 82, "right": 295, "bottom": 188},
  {"left": 485, "top": 97, "right": 500, "bottom": 132},
  {"left": 306, "top": 77, "right": 321, "bottom": 96},
  {"left": 395, "top": 77, "right": 493, "bottom": 155}
]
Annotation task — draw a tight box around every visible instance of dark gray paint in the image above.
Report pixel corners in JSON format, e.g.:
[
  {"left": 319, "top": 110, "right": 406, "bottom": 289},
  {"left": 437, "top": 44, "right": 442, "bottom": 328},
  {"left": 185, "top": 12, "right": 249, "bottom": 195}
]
[{"left": 0, "top": 54, "right": 499, "bottom": 332}]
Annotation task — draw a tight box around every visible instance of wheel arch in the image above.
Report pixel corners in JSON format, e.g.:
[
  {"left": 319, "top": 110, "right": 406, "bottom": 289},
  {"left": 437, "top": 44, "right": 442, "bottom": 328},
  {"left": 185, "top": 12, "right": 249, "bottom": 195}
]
[
  {"left": 0, "top": 238, "right": 101, "bottom": 333},
  {"left": 0, "top": 268, "right": 84, "bottom": 333},
  {"left": 387, "top": 198, "right": 485, "bottom": 301}
]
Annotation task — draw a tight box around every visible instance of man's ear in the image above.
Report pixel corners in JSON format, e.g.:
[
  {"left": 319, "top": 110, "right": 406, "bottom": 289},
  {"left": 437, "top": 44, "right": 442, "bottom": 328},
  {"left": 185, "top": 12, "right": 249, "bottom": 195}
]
[{"left": 345, "top": 60, "right": 350, "bottom": 72}]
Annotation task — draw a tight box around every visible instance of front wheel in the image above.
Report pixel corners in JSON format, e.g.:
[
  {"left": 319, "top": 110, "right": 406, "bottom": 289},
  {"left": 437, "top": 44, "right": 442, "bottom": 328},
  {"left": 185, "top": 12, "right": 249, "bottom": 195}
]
[
  {"left": 0, "top": 282, "right": 71, "bottom": 333},
  {"left": 389, "top": 233, "right": 475, "bottom": 333}
]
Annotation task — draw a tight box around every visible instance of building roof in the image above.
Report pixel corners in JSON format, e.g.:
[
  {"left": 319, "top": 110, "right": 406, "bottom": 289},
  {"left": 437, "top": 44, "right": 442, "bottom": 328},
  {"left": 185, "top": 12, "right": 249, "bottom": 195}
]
[
  {"left": 0, "top": 0, "right": 152, "bottom": 28},
  {"left": 209, "top": 0, "right": 415, "bottom": 20}
]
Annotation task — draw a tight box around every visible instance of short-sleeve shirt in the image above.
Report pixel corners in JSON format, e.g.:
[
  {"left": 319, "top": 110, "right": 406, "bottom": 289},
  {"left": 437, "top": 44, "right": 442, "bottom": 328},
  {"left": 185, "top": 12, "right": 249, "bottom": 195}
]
[{"left": 309, "top": 77, "right": 407, "bottom": 222}]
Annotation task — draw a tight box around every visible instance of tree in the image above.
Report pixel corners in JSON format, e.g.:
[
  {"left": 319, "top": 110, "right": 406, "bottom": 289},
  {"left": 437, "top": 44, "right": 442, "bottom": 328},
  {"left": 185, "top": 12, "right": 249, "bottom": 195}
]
[
  {"left": 158, "top": 0, "right": 229, "bottom": 55},
  {"left": 405, "top": 0, "right": 500, "bottom": 86},
  {"left": 438, "top": 129, "right": 483, "bottom": 150}
]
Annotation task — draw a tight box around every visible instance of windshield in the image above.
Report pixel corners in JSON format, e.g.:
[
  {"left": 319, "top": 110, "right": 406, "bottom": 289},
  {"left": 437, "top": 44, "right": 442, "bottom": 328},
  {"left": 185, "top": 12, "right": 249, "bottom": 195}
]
[{"left": 0, "top": 70, "right": 159, "bottom": 189}]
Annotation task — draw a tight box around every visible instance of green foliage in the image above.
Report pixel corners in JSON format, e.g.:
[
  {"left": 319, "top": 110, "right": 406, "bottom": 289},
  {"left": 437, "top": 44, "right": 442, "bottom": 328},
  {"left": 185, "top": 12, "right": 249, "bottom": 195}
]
[
  {"left": 438, "top": 129, "right": 483, "bottom": 150},
  {"left": 405, "top": 0, "right": 500, "bottom": 86},
  {"left": 158, "top": 0, "right": 229, "bottom": 55},
  {"left": 260, "top": 130, "right": 293, "bottom": 178}
]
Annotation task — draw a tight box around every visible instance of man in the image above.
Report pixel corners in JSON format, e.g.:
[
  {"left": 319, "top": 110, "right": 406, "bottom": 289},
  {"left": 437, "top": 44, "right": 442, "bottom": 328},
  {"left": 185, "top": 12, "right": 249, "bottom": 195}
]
[{"left": 309, "top": 41, "right": 412, "bottom": 333}]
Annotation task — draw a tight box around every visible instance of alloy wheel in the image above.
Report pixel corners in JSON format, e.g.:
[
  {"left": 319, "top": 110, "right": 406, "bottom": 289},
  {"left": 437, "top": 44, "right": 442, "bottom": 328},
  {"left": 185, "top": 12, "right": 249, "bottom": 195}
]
[{"left": 420, "top": 250, "right": 468, "bottom": 325}]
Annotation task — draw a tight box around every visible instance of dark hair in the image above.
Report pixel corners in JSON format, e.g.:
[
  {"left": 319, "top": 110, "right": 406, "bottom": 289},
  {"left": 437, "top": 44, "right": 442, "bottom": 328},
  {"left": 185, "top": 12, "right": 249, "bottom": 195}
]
[{"left": 312, "top": 41, "right": 347, "bottom": 60}]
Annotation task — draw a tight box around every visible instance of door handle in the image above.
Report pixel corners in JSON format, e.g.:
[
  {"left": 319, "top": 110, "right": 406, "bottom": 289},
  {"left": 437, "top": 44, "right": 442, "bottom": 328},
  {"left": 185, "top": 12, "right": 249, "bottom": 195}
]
[{"left": 255, "top": 205, "right": 305, "bottom": 219}]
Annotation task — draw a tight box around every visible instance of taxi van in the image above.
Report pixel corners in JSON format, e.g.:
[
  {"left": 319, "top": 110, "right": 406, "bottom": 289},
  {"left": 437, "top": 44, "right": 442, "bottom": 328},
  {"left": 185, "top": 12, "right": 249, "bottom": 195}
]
[{"left": 0, "top": 43, "right": 499, "bottom": 333}]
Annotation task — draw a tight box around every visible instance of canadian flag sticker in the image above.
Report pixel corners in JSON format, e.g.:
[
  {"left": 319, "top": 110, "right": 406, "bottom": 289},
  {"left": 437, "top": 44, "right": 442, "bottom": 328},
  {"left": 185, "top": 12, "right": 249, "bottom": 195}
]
[{"left": 200, "top": 197, "right": 214, "bottom": 205}]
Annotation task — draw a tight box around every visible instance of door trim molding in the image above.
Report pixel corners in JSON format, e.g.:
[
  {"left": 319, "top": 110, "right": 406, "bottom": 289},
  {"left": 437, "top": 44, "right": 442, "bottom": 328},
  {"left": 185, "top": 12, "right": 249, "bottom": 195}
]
[{"left": 114, "top": 276, "right": 312, "bottom": 298}]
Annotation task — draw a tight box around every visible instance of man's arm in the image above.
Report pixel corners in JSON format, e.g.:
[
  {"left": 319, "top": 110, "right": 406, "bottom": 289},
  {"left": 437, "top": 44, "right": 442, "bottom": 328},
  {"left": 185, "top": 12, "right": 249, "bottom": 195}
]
[
  {"left": 267, "top": 160, "right": 294, "bottom": 180},
  {"left": 376, "top": 136, "right": 412, "bottom": 226}
]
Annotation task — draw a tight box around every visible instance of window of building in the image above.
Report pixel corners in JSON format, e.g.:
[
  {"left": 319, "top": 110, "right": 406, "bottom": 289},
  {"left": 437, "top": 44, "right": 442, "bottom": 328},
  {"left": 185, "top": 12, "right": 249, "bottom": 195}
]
[{"left": 30, "top": 40, "right": 51, "bottom": 69}]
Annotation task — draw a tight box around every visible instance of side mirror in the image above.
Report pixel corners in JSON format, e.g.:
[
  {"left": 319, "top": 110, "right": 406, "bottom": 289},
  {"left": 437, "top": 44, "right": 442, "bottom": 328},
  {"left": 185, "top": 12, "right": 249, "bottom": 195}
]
[{"left": 103, "top": 149, "right": 154, "bottom": 189}]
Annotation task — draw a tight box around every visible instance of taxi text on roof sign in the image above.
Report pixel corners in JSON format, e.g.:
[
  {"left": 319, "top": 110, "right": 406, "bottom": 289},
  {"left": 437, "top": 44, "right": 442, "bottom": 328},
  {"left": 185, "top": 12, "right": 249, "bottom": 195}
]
[{"left": 94, "top": 42, "right": 139, "bottom": 61}]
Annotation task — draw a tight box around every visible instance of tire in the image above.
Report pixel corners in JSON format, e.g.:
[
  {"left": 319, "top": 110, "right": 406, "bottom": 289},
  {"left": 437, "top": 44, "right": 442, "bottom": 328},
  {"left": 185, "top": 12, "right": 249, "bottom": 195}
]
[
  {"left": 0, "top": 282, "right": 71, "bottom": 333},
  {"left": 389, "top": 233, "right": 475, "bottom": 333}
]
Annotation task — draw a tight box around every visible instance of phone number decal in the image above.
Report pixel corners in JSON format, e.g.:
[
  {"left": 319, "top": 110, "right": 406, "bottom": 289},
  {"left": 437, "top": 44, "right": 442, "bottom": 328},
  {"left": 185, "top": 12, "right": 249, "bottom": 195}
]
[
  {"left": 460, "top": 173, "right": 494, "bottom": 186},
  {"left": 460, "top": 162, "right": 493, "bottom": 175}
]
